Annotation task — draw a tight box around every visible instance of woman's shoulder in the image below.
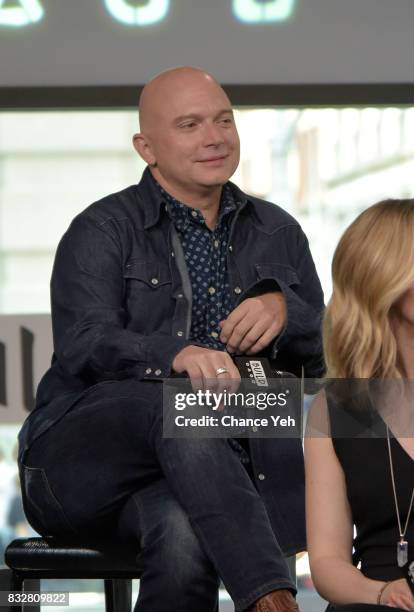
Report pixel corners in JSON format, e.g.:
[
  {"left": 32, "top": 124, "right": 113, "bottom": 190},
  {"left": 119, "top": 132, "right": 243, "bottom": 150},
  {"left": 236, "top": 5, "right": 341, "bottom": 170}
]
[{"left": 307, "top": 380, "right": 382, "bottom": 440}]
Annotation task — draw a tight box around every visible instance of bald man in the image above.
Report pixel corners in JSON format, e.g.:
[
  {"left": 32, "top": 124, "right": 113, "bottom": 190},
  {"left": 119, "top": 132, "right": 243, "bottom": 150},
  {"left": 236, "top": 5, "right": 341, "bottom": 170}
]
[{"left": 18, "top": 68, "right": 324, "bottom": 612}]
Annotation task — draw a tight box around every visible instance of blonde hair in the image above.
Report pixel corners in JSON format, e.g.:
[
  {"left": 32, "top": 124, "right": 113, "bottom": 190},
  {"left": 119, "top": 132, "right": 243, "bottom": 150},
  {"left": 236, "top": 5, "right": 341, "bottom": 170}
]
[{"left": 324, "top": 199, "right": 414, "bottom": 378}]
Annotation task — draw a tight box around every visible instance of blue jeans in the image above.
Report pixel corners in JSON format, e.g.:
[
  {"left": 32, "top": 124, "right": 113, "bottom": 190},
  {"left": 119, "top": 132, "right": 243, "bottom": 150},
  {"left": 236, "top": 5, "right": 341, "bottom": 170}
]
[{"left": 20, "top": 380, "right": 294, "bottom": 611}]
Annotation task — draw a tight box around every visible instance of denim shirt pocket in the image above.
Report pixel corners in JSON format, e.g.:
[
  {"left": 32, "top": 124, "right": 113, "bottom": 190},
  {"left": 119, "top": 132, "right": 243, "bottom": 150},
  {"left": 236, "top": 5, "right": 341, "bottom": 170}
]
[
  {"left": 20, "top": 464, "right": 78, "bottom": 536},
  {"left": 253, "top": 263, "right": 301, "bottom": 354},
  {"left": 123, "top": 260, "right": 174, "bottom": 329}
]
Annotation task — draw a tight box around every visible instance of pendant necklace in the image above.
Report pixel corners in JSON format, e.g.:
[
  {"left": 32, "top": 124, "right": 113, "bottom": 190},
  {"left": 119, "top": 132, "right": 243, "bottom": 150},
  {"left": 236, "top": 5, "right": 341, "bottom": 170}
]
[{"left": 386, "top": 426, "right": 414, "bottom": 567}]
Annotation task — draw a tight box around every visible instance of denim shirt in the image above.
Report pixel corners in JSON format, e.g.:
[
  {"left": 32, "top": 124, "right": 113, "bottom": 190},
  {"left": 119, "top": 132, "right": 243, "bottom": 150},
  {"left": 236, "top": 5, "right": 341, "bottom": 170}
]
[{"left": 19, "top": 166, "right": 324, "bottom": 555}]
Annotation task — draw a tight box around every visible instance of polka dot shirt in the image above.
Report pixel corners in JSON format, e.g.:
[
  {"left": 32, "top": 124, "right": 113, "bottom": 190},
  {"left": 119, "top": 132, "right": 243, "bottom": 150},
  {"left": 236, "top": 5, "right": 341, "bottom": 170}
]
[{"left": 155, "top": 181, "right": 240, "bottom": 350}]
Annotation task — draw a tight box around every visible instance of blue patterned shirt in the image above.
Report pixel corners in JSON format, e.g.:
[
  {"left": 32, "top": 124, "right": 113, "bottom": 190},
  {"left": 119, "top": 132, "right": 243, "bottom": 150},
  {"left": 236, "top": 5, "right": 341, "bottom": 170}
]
[{"left": 154, "top": 180, "right": 239, "bottom": 350}]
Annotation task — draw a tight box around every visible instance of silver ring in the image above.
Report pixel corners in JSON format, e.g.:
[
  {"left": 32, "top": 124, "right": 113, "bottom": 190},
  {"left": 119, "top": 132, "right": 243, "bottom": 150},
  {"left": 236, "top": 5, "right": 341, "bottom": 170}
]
[{"left": 216, "top": 367, "right": 229, "bottom": 376}]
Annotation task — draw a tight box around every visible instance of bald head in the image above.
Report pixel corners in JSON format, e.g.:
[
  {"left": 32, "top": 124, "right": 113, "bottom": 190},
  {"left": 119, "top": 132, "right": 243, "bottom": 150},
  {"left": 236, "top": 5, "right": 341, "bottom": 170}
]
[
  {"left": 133, "top": 66, "right": 240, "bottom": 204},
  {"left": 139, "top": 67, "right": 230, "bottom": 134}
]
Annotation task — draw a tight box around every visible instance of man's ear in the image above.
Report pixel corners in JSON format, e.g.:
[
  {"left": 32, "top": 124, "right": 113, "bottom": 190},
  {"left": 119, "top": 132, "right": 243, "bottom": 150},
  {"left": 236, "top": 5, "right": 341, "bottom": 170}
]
[{"left": 133, "top": 133, "right": 157, "bottom": 166}]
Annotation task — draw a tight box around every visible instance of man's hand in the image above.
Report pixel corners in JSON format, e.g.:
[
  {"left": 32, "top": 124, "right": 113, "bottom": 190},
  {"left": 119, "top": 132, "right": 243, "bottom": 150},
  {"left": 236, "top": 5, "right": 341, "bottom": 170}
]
[
  {"left": 172, "top": 345, "right": 241, "bottom": 394},
  {"left": 219, "top": 291, "right": 286, "bottom": 355}
]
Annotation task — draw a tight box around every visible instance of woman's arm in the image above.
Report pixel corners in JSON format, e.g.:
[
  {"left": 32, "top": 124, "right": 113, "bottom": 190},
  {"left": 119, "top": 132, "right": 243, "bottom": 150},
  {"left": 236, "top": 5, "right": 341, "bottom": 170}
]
[
  {"left": 305, "top": 392, "right": 414, "bottom": 609},
  {"left": 304, "top": 430, "right": 386, "bottom": 605}
]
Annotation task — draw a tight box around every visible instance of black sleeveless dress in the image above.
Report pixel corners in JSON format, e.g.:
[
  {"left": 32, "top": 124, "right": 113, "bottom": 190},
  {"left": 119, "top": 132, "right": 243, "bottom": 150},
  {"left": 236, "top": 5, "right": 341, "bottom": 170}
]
[{"left": 325, "top": 383, "right": 414, "bottom": 611}]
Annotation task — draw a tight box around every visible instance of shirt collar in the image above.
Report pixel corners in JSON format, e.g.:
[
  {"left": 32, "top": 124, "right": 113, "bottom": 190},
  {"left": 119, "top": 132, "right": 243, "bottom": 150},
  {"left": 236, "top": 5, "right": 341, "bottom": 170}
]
[
  {"left": 136, "top": 166, "right": 249, "bottom": 229},
  {"left": 150, "top": 172, "right": 239, "bottom": 232}
]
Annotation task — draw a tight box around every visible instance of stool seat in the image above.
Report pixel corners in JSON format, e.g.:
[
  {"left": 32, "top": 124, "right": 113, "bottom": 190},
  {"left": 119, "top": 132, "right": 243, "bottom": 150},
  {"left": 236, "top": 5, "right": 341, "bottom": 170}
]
[
  {"left": 2, "top": 537, "right": 142, "bottom": 611},
  {"left": 5, "top": 537, "right": 142, "bottom": 580}
]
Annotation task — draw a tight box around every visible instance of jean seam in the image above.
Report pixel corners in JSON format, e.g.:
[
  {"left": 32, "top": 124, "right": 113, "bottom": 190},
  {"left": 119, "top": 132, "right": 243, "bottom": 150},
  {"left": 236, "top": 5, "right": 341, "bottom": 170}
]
[
  {"left": 40, "top": 468, "right": 78, "bottom": 535},
  {"left": 130, "top": 492, "right": 146, "bottom": 550},
  {"left": 21, "top": 464, "right": 78, "bottom": 536}
]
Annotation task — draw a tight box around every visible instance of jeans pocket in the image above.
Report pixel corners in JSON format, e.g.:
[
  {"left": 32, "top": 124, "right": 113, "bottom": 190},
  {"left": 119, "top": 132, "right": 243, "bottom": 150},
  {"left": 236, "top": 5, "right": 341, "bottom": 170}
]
[{"left": 20, "top": 464, "right": 77, "bottom": 536}]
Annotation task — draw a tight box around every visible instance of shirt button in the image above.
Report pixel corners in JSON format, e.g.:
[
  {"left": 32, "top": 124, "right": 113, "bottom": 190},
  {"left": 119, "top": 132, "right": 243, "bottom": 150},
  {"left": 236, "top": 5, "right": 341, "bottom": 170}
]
[
  {"left": 145, "top": 368, "right": 152, "bottom": 374},
  {"left": 171, "top": 251, "right": 175, "bottom": 257},
  {"left": 177, "top": 331, "right": 184, "bottom": 337},
  {"left": 252, "top": 426, "right": 258, "bottom": 432},
  {"left": 177, "top": 293, "right": 183, "bottom": 299},
  {"left": 229, "top": 245, "right": 233, "bottom": 252},
  {"left": 234, "top": 286, "right": 242, "bottom": 294},
  {"left": 208, "top": 287, "right": 216, "bottom": 295},
  {"left": 211, "top": 331, "right": 219, "bottom": 338},
  {"left": 258, "top": 473, "right": 266, "bottom": 481},
  {"left": 214, "top": 240, "right": 219, "bottom": 248},
  {"left": 151, "top": 278, "right": 159, "bottom": 285},
  {"left": 191, "top": 210, "right": 198, "bottom": 217},
  {"left": 155, "top": 369, "right": 162, "bottom": 376}
]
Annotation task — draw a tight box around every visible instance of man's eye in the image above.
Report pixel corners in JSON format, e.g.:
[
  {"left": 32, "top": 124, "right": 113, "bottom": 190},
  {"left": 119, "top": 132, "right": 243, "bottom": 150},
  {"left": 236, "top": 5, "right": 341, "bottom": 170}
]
[
  {"left": 181, "top": 122, "right": 196, "bottom": 129},
  {"left": 220, "top": 118, "right": 233, "bottom": 125}
]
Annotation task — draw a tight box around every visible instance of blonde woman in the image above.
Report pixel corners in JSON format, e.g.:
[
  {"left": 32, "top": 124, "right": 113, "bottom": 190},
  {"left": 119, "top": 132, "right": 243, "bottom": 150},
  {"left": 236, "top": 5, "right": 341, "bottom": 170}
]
[{"left": 305, "top": 199, "right": 414, "bottom": 611}]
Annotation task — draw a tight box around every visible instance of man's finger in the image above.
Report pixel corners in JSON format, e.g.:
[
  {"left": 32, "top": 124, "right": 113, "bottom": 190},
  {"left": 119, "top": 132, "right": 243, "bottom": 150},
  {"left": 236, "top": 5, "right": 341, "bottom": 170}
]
[
  {"left": 199, "top": 358, "right": 223, "bottom": 394},
  {"left": 244, "top": 323, "right": 281, "bottom": 355},
  {"left": 186, "top": 364, "right": 204, "bottom": 393},
  {"left": 212, "top": 354, "right": 240, "bottom": 399},
  {"left": 237, "top": 319, "right": 271, "bottom": 353},
  {"left": 219, "top": 302, "right": 248, "bottom": 342},
  {"left": 225, "top": 314, "right": 257, "bottom": 353}
]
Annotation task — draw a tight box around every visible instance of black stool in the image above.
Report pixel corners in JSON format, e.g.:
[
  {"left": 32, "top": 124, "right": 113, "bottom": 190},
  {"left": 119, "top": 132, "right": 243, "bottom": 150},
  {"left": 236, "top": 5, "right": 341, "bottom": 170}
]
[{"left": 2, "top": 537, "right": 143, "bottom": 612}]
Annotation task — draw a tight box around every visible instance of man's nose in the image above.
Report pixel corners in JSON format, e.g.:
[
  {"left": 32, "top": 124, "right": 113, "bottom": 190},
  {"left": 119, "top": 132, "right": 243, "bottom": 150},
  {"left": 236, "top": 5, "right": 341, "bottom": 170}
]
[{"left": 203, "top": 122, "right": 225, "bottom": 146}]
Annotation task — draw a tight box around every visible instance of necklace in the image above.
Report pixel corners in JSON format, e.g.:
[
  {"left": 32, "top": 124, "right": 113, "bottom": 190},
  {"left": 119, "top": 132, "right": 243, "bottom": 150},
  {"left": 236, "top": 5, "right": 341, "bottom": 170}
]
[{"left": 386, "top": 426, "right": 414, "bottom": 567}]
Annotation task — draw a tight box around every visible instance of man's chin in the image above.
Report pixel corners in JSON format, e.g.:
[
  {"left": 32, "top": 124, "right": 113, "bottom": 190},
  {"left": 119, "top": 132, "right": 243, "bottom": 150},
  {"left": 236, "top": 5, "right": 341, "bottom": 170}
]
[{"left": 195, "top": 169, "right": 235, "bottom": 188}]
